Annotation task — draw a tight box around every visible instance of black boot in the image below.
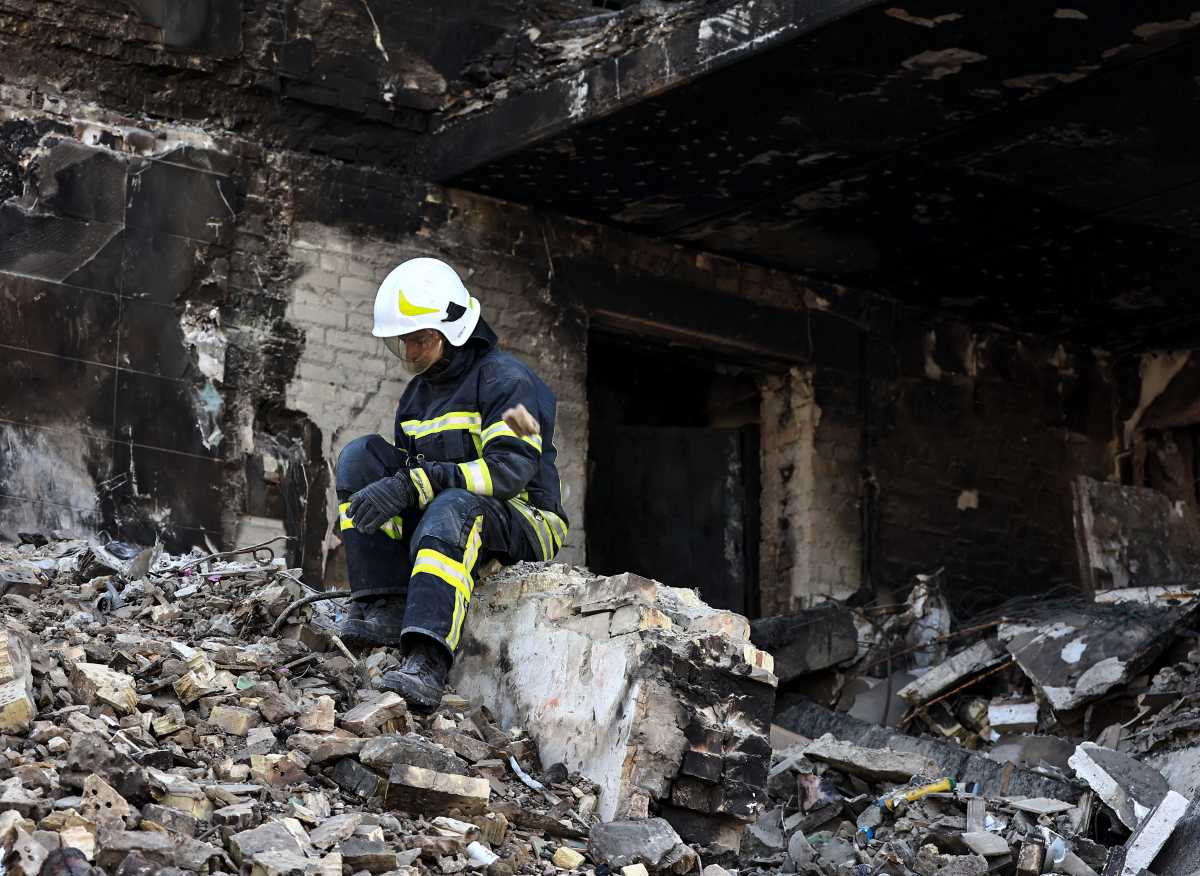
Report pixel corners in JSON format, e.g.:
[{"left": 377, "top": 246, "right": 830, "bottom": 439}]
[
  {"left": 335, "top": 596, "right": 407, "bottom": 648},
  {"left": 379, "top": 637, "right": 451, "bottom": 713}
]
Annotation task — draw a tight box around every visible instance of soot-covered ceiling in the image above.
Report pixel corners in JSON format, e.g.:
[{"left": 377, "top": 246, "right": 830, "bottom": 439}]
[{"left": 441, "top": 1, "right": 1200, "bottom": 351}]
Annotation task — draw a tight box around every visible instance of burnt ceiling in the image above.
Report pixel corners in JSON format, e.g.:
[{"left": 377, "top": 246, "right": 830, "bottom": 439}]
[{"left": 441, "top": 0, "right": 1200, "bottom": 351}]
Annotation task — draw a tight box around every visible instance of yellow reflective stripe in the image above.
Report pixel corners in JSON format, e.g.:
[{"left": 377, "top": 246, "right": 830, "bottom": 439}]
[
  {"left": 413, "top": 548, "right": 472, "bottom": 599},
  {"left": 543, "top": 511, "right": 568, "bottom": 550},
  {"left": 458, "top": 459, "right": 493, "bottom": 496},
  {"left": 400, "top": 411, "right": 481, "bottom": 439},
  {"left": 463, "top": 515, "right": 484, "bottom": 572},
  {"left": 450, "top": 518, "right": 482, "bottom": 652},
  {"left": 447, "top": 590, "right": 465, "bottom": 651},
  {"left": 380, "top": 517, "right": 403, "bottom": 540},
  {"left": 481, "top": 422, "right": 516, "bottom": 445},
  {"left": 340, "top": 502, "right": 400, "bottom": 539},
  {"left": 482, "top": 421, "right": 543, "bottom": 453},
  {"left": 409, "top": 468, "right": 434, "bottom": 509},
  {"left": 509, "top": 498, "right": 550, "bottom": 560}
]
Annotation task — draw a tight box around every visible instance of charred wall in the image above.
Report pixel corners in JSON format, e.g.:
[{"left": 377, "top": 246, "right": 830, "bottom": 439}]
[
  {"left": 0, "top": 0, "right": 1137, "bottom": 608},
  {"left": 806, "top": 308, "right": 1119, "bottom": 615},
  {"left": 0, "top": 0, "right": 587, "bottom": 561}
]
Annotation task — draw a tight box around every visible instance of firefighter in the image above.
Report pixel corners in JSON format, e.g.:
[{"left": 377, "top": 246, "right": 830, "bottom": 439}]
[{"left": 332, "top": 257, "right": 568, "bottom": 711}]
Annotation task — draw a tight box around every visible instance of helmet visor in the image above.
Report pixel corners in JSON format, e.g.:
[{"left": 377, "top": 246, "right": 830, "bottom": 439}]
[{"left": 383, "top": 330, "right": 445, "bottom": 376}]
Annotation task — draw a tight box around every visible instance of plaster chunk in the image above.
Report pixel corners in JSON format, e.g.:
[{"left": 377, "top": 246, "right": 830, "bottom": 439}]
[{"left": 450, "top": 565, "right": 774, "bottom": 834}]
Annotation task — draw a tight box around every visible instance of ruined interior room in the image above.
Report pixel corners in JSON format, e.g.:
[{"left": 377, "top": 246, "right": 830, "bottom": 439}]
[
  {"left": 3, "top": 1, "right": 1200, "bottom": 874},
  {"left": 586, "top": 330, "right": 762, "bottom": 615}
]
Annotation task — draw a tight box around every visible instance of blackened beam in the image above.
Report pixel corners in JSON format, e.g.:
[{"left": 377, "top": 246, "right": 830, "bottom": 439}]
[{"left": 429, "top": 0, "right": 877, "bottom": 181}]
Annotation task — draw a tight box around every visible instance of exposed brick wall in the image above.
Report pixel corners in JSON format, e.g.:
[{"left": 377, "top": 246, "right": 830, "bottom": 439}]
[
  {"left": 283, "top": 214, "right": 588, "bottom": 567},
  {"left": 758, "top": 368, "right": 862, "bottom": 615}
]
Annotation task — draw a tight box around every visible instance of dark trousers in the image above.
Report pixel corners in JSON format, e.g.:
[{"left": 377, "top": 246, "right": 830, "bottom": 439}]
[{"left": 335, "top": 435, "right": 543, "bottom": 656}]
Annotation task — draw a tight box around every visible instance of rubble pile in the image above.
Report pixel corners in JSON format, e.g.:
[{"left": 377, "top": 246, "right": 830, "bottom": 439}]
[
  {"left": 754, "top": 566, "right": 1200, "bottom": 876},
  {"left": 0, "top": 534, "right": 776, "bottom": 876}
]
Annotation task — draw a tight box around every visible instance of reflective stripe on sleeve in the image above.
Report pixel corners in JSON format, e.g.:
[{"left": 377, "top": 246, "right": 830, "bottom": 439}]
[
  {"left": 458, "top": 459, "right": 493, "bottom": 496},
  {"left": 482, "top": 421, "right": 543, "bottom": 452},
  {"left": 409, "top": 468, "right": 435, "bottom": 509},
  {"left": 340, "top": 502, "right": 402, "bottom": 539}
]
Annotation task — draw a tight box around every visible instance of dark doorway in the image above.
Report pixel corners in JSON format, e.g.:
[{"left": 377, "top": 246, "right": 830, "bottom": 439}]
[{"left": 586, "top": 332, "right": 761, "bottom": 616}]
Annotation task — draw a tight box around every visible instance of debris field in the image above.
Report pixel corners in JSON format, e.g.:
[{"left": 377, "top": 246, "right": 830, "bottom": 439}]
[
  {"left": 0, "top": 534, "right": 770, "bottom": 876},
  {"left": 755, "top": 565, "right": 1200, "bottom": 876},
  {"left": 2, "top": 523, "right": 1200, "bottom": 876}
]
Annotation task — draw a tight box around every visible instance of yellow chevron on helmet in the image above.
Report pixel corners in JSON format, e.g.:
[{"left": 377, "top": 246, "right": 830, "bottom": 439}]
[
  {"left": 396, "top": 288, "right": 440, "bottom": 317},
  {"left": 373, "top": 257, "right": 481, "bottom": 347}
]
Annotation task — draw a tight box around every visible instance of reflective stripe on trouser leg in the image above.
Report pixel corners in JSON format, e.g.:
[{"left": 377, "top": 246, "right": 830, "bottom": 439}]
[
  {"left": 406, "top": 516, "right": 483, "bottom": 652},
  {"left": 508, "top": 498, "right": 567, "bottom": 560},
  {"left": 335, "top": 435, "right": 412, "bottom": 600},
  {"left": 339, "top": 510, "right": 412, "bottom": 600}
]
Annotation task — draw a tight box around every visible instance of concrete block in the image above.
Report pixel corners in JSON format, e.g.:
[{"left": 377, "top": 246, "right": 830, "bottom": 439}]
[
  {"left": 803, "top": 733, "right": 939, "bottom": 784},
  {"left": 775, "top": 698, "right": 1081, "bottom": 801},
  {"left": 0, "top": 629, "right": 36, "bottom": 733},
  {"left": 898, "top": 639, "right": 1006, "bottom": 705},
  {"left": 209, "top": 704, "right": 260, "bottom": 736},
  {"left": 588, "top": 818, "right": 697, "bottom": 874},
  {"left": 1122, "top": 790, "right": 1189, "bottom": 876},
  {"left": 553, "top": 847, "right": 585, "bottom": 869},
  {"left": 1069, "top": 742, "right": 1169, "bottom": 830},
  {"left": 340, "top": 693, "right": 407, "bottom": 737},
  {"left": 988, "top": 700, "right": 1038, "bottom": 734},
  {"left": 70, "top": 662, "right": 139, "bottom": 715},
  {"left": 450, "top": 565, "right": 774, "bottom": 832},
  {"left": 750, "top": 605, "right": 857, "bottom": 682},
  {"left": 385, "top": 764, "right": 490, "bottom": 816}
]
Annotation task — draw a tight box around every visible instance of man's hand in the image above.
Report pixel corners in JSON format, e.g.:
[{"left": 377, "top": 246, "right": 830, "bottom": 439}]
[
  {"left": 346, "top": 475, "right": 416, "bottom": 535},
  {"left": 502, "top": 403, "right": 540, "bottom": 438}
]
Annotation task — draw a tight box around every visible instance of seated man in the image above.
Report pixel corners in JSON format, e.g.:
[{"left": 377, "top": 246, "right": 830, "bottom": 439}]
[{"left": 333, "top": 257, "right": 569, "bottom": 711}]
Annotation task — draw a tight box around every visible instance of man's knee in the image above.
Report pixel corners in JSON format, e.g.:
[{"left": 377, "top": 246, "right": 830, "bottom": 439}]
[
  {"left": 429, "top": 488, "right": 474, "bottom": 510},
  {"left": 336, "top": 435, "right": 397, "bottom": 496},
  {"left": 410, "top": 489, "right": 485, "bottom": 552}
]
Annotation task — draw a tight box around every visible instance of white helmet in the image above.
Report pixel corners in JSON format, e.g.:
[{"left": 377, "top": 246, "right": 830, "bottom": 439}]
[{"left": 372, "top": 257, "right": 481, "bottom": 347}]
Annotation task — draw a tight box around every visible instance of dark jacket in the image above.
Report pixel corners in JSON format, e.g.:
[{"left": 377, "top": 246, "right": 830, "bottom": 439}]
[{"left": 392, "top": 319, "right": 568, "bottom": 534}]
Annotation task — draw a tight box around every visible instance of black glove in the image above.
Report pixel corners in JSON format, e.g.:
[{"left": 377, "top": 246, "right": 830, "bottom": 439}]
[{"left": 346, "top": 474, "right": 416, "bottom": 535}]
